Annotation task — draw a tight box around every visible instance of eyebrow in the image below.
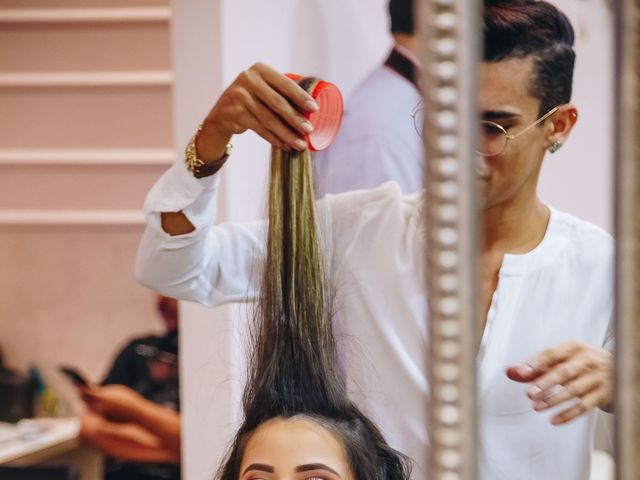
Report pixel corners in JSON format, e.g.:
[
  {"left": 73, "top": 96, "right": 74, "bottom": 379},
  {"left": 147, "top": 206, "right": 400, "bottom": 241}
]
[
  {"left": 242, "top": 463, "right": 274, "bottom": 475},
  {"left": 295, "top": 463, "right": 341, "bottom": 477},
  {"left": 481, "top": 110, "right": 521, "bottom": 120}
]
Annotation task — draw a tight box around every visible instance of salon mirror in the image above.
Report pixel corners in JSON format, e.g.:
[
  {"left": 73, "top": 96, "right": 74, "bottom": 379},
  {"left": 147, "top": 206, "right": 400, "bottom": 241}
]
[{"left": 419, "top": 0, "right": 639, "bottom": 479}]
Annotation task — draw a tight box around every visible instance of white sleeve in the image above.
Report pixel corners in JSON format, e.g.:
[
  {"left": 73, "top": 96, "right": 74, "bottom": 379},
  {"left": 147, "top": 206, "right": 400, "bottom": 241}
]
[{"left": 135, "top": 161, "right": 264, "bottom": 307}]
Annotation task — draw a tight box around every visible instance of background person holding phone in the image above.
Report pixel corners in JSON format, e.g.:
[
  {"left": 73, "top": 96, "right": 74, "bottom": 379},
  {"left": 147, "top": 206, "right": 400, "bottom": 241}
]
[{"left": 69, "top": 295, "right": 181, "bottom": 480}]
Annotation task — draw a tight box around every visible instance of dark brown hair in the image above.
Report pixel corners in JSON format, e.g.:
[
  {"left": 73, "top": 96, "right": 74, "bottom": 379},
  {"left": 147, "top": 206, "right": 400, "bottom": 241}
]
[
  {"left": 484, "top": 0, "right": 576, "bottom": 115},
  {"left": 215, "top": 77, "right": 411, "bottom": 480},
  {"left": 389, "top": 0, "right": 414, "bottom": 35}
]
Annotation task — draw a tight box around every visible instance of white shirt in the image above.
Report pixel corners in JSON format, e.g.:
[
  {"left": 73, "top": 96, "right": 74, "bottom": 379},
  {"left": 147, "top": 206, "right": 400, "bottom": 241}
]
[
  {"left": 137, "top": 163, "right": 614, "bottom": 480},
  {"left": 314, "top": 60, "right": 424, "bottom": 196}
]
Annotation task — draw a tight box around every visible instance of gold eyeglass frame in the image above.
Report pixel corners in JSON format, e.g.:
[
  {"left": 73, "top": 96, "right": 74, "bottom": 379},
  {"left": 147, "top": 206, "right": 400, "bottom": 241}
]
[
  {"left": 410, "top": 104, "right": 560, "bottom": 157},
  {"left": 479, "top": 105, "right": 559, "bottom": 156}
]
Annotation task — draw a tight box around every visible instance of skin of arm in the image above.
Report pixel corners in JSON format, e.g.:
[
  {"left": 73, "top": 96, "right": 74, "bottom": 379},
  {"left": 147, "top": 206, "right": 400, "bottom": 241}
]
[
  {"left": 79, "top": 411, "right": 180, "bottom": 464},
  {"left": 81, "top": 385, "right": 181, "bottom": 453}
]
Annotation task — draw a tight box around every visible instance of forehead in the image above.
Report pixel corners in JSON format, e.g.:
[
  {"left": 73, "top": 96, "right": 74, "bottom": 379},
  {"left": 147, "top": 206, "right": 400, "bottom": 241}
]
[
  {"left": 240, "top": 417, "right": 349, "bottom": 474},
  {"left": 479, "top": 57, "right": 539, "bottom": 113}
]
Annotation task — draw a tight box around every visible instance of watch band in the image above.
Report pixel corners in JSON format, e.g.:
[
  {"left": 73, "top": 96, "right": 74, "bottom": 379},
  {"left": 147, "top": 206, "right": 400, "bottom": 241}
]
[{"left": 185, "top": 124, "right": 233, "bottom": 178}]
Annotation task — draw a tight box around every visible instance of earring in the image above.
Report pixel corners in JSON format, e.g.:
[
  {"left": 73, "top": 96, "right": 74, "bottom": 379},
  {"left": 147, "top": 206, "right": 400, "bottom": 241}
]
[{"left": 548, "top": 140, "right": 562, "bottom": 154}]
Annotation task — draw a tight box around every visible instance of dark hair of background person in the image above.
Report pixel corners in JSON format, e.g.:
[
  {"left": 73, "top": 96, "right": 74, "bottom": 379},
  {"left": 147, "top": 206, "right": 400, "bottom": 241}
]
[
  {"left": 484, "top": 0, "right": 576, "bottom": 116},
  {"left": 215, "top": 77, "right": 412, "bottom": 480},
  {"left": 389, "top": 0, "right": 414, "bottom": 35}
]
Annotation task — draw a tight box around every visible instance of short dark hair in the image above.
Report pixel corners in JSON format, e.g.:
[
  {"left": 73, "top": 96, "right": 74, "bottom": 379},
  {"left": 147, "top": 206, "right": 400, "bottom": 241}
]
[
  {"left": 484, "top": 0, "right": 576, "bottom": 115},
  {"left": 389, "top": 0, "right": 414, "bottom": 35}
]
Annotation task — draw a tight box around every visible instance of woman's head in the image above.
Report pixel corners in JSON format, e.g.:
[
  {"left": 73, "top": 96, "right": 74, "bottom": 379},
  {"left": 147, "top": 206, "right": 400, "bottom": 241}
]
[
  {"left": 221, "top": 411, "right": 410, "bottom": 480},
  {"left": 215, "top": 76, "right": 411, "bottom": 480},
  {"left": 239, "top": 417, "right": 352, "bottom": 480}
]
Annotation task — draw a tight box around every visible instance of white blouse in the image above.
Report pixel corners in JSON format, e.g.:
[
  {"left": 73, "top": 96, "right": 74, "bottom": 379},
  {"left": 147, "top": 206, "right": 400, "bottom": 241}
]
[{"left": 136, "top": 161, "right": 614, "bottom": 480}]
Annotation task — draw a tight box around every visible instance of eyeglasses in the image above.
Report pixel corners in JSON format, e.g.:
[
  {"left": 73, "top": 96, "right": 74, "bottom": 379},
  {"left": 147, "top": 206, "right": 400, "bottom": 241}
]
[{"left": 410, "top": 103, "right": 559, "bottom": 157}]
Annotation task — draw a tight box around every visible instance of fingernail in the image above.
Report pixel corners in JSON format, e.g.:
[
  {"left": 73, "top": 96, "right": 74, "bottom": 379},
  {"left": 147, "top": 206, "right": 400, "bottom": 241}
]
[
  {"left": 294, "top": 138, "right": 307, "bottom": 151},
  {"left": 519, "top": 364, "right": 535, "bottom": 376},
  {"left": 300, "top": 120, "right": 314, "bottom": 133},
  {"left": 527, "top": 385, "right": 542, "bottom": 398},
  {"left": 304, "top": 99, "right": 319, "bottom": 112}
]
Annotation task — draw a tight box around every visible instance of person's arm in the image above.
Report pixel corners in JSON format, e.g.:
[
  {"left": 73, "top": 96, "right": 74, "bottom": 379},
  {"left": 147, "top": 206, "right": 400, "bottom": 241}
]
[
  {"left": 81, "top": 385, "right": 181, "bottom": 453},
  {"left": 80, "top": 411, "right": 179, "bottom": 464},
  {"left": 124, "top": 397, "right": 181, "bottom": 453},
  {"left": 136, "top": 63, "right": 318, "bottom": 306}
]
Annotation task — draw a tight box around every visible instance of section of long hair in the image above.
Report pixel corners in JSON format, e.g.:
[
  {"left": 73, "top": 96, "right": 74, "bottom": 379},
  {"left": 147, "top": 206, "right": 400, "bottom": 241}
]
[
  {"left": 244, "top": 77, "right": 348, "bottom": 423},
  {"left": 215, "top": 77, "right": 411, "bottom": 480}
]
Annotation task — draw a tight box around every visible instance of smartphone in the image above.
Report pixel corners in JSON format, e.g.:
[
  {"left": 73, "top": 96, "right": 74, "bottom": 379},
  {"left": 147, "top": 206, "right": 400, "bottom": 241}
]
[{"left": 58, "top": 365, "right": 90, "bottom": 387}]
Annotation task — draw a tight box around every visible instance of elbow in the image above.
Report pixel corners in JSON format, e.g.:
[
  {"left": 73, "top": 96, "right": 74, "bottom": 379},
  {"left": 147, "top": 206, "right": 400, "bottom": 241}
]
[
  {"left": 134, "top": 252, "right": 156, "bottom": 292},
  {"left": 134, "top": 245, "right": 159, "bottom": 292}
]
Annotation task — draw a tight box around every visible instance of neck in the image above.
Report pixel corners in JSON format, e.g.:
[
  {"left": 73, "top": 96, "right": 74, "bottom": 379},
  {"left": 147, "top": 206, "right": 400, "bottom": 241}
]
[
  {"left": 393, "top": 34, "right": 420, "bottom": 57},
  {"left": 482, "top": 193, "right": 549, "bottom": 255}
]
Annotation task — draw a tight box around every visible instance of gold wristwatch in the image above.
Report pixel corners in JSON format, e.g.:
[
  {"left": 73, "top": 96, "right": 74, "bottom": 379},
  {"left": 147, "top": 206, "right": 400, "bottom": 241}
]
[{"left": 185, "top": 124, "right": 233, "bottom": 178}]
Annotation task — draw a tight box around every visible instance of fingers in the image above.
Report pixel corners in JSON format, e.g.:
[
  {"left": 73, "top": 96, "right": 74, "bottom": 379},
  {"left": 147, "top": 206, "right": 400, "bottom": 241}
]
[
  {"left": 532, "top": 371, "right": 602, "bottom": 411},
  {"left": 240, "top": 64, "right": 316, "bottom": 137},
  {"left": 526, "top": 356, "right": 586, "bottom": 400},
  {"left": 81, "top": 390, "right": 103, "bottom": 413},
  {"left": 243, "top": 109, "right": 290, "bottom": 151},
  {"left": 243, "top": 93, "right": 308, "bottom": 151},
  {"left": 551, "top": 388, "right": 606, "bottom": 425},
  {"left": 505, "top": 364, "right": 538, "bottom": 382},
  {"left": 532, "top": 341, "right": 584, "bottom": 370},
  {"left": 80, "top": 388, "right": 98, "bottom": 402},
  {"left": 213, "top": 63, "right": 319, "bottom": 151},
  {"left": 506, "top": 341, "right": 582, "bottom": 383},
  {"left": 252, "top": 74, "right": 315, "bottom": 136},
  {"left": 506, "top": 343, "right": 613, "bottom": 425},
  {"left": 256, "top": 63, "right": 319, "bottom": 113}
]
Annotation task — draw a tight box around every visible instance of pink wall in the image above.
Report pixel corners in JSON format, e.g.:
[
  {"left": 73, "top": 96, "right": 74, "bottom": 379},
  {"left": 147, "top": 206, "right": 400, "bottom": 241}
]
[{"left": 0, "top": 0, "right": 174, "bottom": 412}]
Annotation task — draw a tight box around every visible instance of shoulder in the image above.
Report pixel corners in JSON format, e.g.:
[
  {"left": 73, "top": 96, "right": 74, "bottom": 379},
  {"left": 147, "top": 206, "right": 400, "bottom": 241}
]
[
  {"left": 339, "top": 66, "right": 420, "bottom": 134},
  {"left": 552, "top": 208, "right": 614, "bottom": 265}
]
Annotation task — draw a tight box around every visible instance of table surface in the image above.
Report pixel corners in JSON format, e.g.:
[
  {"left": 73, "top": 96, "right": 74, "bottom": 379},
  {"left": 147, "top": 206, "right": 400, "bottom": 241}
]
[{"left": 0, "top": 418, "right": 80, "bottom": 465}]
